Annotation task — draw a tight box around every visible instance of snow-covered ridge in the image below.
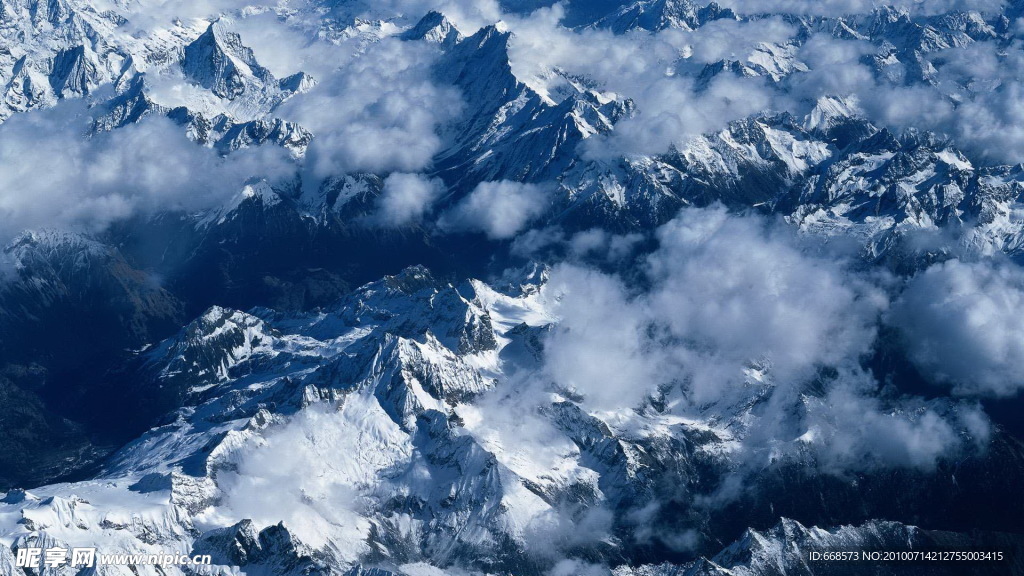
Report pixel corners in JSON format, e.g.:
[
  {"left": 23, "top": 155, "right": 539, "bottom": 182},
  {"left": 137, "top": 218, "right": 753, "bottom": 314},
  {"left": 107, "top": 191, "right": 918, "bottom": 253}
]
[
  {"left": 4, "top": 0, "right": 1024, "bottom": 574},
  {"left": 0, "top": 266, "right": 562, "bottom": 574},
  {"left": 4, "top": 262, "right": 1021, "bottom": 574},
  {"left": 4, "top": 0, "right": 1024, "bottom": 262}
]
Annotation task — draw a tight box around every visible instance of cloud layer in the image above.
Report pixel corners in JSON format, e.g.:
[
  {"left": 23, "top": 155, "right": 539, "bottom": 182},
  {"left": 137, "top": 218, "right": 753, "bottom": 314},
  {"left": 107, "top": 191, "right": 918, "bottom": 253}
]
[
  {"left": 717, "top": 0, "right": 1006, "bottom": 17},
  {"left": 371, "top": 173, "right": 446, "bottom": 227},
  {"left": 540, "top": 207, "right": 989, "bottom": 474},
  {"left": 277, "top": 37, "right": 465, "bottom": 181},
  {"left": 0, "top": 104, "right": 293, "bottom": 241},
  {"left": 890, "top": 259, "right": 1024, "bottom": 397},
  {"left": 9, "top": 0, "right": 1024, "bottom": 243},
  {"left": 440, "top": 180, "right": 550, "bottom": 239}
]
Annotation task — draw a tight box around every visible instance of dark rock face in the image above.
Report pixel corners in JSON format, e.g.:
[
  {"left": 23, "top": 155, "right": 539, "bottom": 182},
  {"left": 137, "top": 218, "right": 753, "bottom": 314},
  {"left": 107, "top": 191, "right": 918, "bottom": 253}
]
[
  {"left": 0, "top": 374, "right": 98, "bottom": 489},
  {"left": 182, "top": 23, "right": 276, "bottom": 100},
  {"left": 0, "top": 232, "right": 183, "bottom": 487},
  {"left": 193, "top": 520, "right": 336, "bottom": 575}
]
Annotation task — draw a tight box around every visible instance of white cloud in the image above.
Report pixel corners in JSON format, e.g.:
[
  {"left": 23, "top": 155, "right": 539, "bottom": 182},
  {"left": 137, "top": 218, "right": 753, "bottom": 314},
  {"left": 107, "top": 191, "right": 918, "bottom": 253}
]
[
  {"left": 500, "top": 6, "right": 1024, "bottom": 164},
  {"left": 99, "top": 0, "right": 1024, "bottom": 172},
  {"left": 549, "top": 559, "right": 609, "bottom": 576},
  {"left": 784, "top": 33, "right": 1024, "bottom": 165},
  {"left": 372, "top": 172, "right": 444, "bottom": 226},
  {"left": 890, "top": 259, "right": 1024, "bottom": 397},
  {"left": 440, "top": 180, "right": 549, "bottom": 239},
  {"left": 505, "top": 14, "right": 793, "bottom": 158},
  {"left": 716, "top": 0, "right": 1006, "bottom": 17},
  {"left": 231, "top": 12, "right": 353, "bottom": 79},
  {"left": 211, "top": 399, "right": 412, "bottom": 557},
  {"left": 543, "top": 265, "right": 660, "bottom": 409},
  {"left": 540, "top": 206, "right": 987, "bottom": 475},
  {"left": 585, "top": 73, "right": 777, "bottom": 159},
  {"left": 380, "top": 0, "right": 505, "bottom": 31},
  {"left": 104, "top": 0, "right": 273, "bottom": 32},
  {"left": 0, "top": 103, "right": 293, "bottom": 242},
  {"left": 544, "top": 206, "right": 886, "bottom": 408},
  {"left": 786, "top": 33, "right": 875, "bottom": 96},
  {"left": 568, "top": 228, "right": 643, "bottom": 261},
  {"left": 645, "top": 207, "right": 887, "bottom": 401},
  {"left": 803, "top": 368, "right": 990, "bottom": 473},
  {"left": 277, "top": 37, "right": 464, "bottom": 180},
  {"left": 110, "top": 0, "right": 503, "bottom": 36}
]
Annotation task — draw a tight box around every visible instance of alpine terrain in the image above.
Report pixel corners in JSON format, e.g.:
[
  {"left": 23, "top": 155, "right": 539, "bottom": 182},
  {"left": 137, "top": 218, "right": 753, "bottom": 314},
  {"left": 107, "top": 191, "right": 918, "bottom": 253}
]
[{"left": 0, "top": 0, "right": 1023, "bottom": 575}]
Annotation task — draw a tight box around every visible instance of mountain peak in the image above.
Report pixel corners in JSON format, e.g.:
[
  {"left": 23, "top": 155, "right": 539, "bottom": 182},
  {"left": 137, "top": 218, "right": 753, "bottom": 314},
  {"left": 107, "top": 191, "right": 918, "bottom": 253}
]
[
  {"left": 92, "top": 73, "right": 166, "bottom": 132},
  {"left": 595, "top": 0, "right": 736, "bottom": 32},
  {"left": 182, "top": 21, "right": 275, "bottom": 100},
  {"left": 402, "top": 10, "right": 463, "bottom": 46},
  {"left": 805, "top": 95, "right": 863, "bottom": 132}
]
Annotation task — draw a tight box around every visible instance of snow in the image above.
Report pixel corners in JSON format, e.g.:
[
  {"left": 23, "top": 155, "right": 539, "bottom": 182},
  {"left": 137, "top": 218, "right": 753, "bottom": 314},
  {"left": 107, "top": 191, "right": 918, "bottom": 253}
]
[{"left": 3, "top": 0, "right": 1024, "bottom": 573}]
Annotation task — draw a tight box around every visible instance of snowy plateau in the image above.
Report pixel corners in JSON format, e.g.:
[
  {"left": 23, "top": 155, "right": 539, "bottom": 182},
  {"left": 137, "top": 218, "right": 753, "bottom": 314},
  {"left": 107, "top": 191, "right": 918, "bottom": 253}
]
[{"left": 1, "top": 0, "right": 1024, "bottom": 575}]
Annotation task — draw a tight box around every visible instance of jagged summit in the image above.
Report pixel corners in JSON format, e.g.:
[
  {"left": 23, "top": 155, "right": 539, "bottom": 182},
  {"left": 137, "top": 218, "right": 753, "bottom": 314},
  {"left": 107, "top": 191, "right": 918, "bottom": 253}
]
[
  {"left": 401, "top": 10, "right": 463, "bottom": 46},
  {"left": 91, "top": 73, "right": 166, "bottom": 130},
  {"left": 437, "top": 23, "right": 518, "bottom": 102},
  {"left": 4, "top": 259, "right": 1022, "bottom": 574},
  {"left": 182, "top": 21, "right": 277, "bottom": 100},
  {"left": 594, "top": 0, "right": 737, "bottom": 32}
]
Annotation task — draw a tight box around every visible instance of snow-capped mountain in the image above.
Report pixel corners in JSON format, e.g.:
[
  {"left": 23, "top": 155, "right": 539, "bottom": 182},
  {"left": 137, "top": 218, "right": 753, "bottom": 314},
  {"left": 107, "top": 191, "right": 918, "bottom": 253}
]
[
  {"left": 3, "top": 266, "right": 1021, "bottom": 575},
  {"left": 2, "top": 0, "right": 1024, "bottom": 574}
]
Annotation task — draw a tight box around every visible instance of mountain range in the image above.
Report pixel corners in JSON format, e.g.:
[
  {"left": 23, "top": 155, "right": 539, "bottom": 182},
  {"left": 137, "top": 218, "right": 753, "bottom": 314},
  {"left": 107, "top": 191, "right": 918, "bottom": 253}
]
[{"left": 1, "top": 0, "right": 1023, "bottom": 574}]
